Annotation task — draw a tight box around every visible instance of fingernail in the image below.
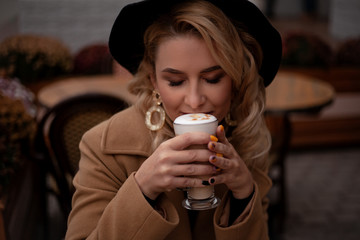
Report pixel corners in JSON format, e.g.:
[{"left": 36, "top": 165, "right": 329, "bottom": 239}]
[
  {"left": 219, "top": 125, "right": 224, "bottom": 132},
  {"left": 202, "top": 180, "right": 210, "bottom": 186},
  {"left": 210, "top": 178, "right": 215, "bottom": 184},
  {"left": 216, "top": 167, "right": 222, "bottom": 172},
  {"left": 216, "top": 153, "right": 223, "bottom": 157},
  {"left": 210, "top": 143, "right": 216, "bottom": 150},
  {"left": 210, "top": 135, "right": 218, "bottom": 142},
  {"left": 210, "top": 155, "right": 217, "bottom": 163}
]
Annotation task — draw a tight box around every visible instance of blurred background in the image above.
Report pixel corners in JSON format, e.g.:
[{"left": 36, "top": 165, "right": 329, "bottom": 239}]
[{"left": 0, "top": 0, "right": 359, "bottom": 240}]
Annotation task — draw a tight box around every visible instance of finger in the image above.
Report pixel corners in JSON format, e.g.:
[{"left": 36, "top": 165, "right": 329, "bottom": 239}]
[
  {"left": 207, "top": 171, "right": 232, "bottom": 186},
  {"left": 172, "top": 176, "right": 206, "bottom": 189},
  {"left": 169, "top": 163, "right": 217, "bottom": 177},
  {"left": 208, "top": 175, "right": 223, "bottom": 186},
  {"left": 207, "top": 141, "right": 230, "bottom": 157},
  {"left": 216, "top": 125, "right": 229, "bottom": 144},
  {"left": 209, "top": 155, "right": 232, "bottom": 170},
  {"left": 169, "top": 148, "right": 213, "bottom": 164},
  {"left": 168, "top": 132, "right": 213, "bottom": 150},
  {"left": 209, "top": 154, "right": 224, "bottom": 173}
]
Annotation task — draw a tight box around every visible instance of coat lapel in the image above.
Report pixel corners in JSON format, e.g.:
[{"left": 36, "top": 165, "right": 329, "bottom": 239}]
[{"left": 100, "top": 106, "right": 153, "bottom": 156}]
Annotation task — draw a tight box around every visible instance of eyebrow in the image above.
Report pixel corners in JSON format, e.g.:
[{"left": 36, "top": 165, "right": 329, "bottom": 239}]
[{"left": 161, "top": 65, "right": 222, "bottom": 74}]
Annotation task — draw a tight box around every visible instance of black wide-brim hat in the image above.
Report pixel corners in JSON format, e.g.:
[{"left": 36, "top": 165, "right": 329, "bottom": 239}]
[{"left": 109, "top": 0, "right": 282, "bottom": 87}]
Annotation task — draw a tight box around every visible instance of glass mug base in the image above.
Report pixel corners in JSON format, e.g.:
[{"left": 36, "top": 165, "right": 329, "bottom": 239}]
[{"left": 182, "top": 196, "right": 221, "bottom": 210}]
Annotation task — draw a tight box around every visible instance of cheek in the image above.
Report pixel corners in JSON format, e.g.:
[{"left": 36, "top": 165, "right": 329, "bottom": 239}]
[
  {"left": 218, "top": 84, "right": 232, "bottom": 105},
  {"left": 216, "top": 94, "right": 231, "bottom": 115},
  {"left": 214, "top": 81, "right": 233, "bottom": 118},
  {"left": 161, "top": 93, "right": 177, "bottom": 108},
  {"left": 158, "top": 90, "right": 182, "bottom": 118}
]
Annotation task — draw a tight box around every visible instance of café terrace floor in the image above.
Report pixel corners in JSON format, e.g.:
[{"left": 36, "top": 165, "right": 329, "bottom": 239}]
[{"left": 276, "top": 147, "right": 360, "bottom": 240}]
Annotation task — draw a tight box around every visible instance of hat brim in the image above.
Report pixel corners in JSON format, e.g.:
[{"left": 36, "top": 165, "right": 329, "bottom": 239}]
[{"left": 109, "top": 0, "right": 282, "bottom": 87}]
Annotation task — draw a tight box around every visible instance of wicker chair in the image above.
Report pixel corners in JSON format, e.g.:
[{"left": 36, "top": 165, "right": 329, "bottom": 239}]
[{"left": 36, "top": 93, "right": 129, "bottom": 217}]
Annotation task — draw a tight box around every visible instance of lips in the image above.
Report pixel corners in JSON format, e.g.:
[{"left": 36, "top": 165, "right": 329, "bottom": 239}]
[{"left": 181, "top": 111, "right": 213, "bottom": 115}]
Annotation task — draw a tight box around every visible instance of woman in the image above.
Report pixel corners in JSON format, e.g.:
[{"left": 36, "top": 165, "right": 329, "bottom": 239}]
[{"left": 66, "top": 0, "right": 282, "bottom": 239}]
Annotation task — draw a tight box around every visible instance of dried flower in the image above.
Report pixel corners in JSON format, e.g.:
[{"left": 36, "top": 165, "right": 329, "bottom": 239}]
[
  {"left": 0, "top": 34, "right": 73, "bottom": 83},
  {"left": 73, "top": 44, "right": 113, "bottom": 75},
  {"left": 336, "top": 37, "right": 360, "bottom": 67},
  {"left": 281, "top": 32, "right": 333, "bottom": 68},
  {"left": 0, "top": 77, "right": 36, "bottom": 189}
]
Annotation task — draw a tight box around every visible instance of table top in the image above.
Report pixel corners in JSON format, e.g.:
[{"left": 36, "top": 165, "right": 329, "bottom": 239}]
[
  {"left": 37, "top": 71, "right": 335, "bottom": 115},
  {"left": 265, "top": 71, "right": 335, "bottom": 114},
  {"left": 37, "top": 75, "right": 137, "bottom": 108}
]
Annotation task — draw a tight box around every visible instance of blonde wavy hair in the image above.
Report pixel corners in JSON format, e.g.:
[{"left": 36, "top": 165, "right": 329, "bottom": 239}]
[{"left": 128, "top": 0, "right": 271, "bottom": 169}]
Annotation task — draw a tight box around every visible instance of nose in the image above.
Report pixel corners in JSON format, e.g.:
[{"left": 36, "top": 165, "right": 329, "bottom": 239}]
[{"left": 184, "top": 82, "right": 206, "bottom": 109}]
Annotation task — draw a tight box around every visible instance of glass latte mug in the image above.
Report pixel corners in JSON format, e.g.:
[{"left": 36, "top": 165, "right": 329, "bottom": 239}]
[{"left": 173, "top": 113, "right": 221, "bottom": 210}]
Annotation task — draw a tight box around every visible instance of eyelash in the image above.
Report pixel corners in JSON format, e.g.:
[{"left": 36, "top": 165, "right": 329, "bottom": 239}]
[
  {"left": 167, "top": 76, "right": 222, "bottom": 87},
  {"left": 205, "top": 77, "right": 221, "bottom": 84},
  {"left": 168, "top": 80, "right": 184, "bottom": 87}
]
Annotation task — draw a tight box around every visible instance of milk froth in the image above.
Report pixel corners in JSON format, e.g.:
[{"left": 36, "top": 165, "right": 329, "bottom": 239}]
[{"left": 173, "top": 113, "right": 217, "bottom": 135}]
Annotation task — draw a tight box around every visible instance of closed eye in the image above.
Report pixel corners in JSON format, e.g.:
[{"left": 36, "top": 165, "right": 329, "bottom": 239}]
[
  {"left": 205, "top": 77, "right": 221, "bottom": 84},
  {"left": 168, "top": 80, "right": 184, "bottom": 87},
  {"left": 204, "top": 73, "right": 224, "bottom": 84}
]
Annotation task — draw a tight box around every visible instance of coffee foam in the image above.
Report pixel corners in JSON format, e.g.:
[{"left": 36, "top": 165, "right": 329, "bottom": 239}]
[{"left": 174, "top": 113, "right": 217, "bottom": 125}]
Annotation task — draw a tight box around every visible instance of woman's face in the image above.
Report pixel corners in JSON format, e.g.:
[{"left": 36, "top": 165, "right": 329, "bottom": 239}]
[{"left": 151, "top": 35, "right": 233, "bottom": 122}]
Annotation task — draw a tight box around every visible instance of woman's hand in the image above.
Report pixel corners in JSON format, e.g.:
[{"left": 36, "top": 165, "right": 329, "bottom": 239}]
[
  {"left": 135, "top": 132, "right": 217, "bottom": 200},
  {"left": 207, "top": 125, "right": 254, "bottom": 199}
]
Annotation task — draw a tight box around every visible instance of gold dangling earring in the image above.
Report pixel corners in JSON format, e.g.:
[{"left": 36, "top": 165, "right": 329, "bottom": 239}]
[
  {"left": 145, "top": 90, "right": 166, "bottom": 131},
  {"left": 225, "top": 112, "right": 237, "bottom": 127}
]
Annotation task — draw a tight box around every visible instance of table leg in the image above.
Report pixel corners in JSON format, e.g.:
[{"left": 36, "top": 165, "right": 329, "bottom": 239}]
[
  {"left": 266, "top": 113, "right": 292, "bottom": 235},
  {"left": 0, "top": 202, "right": 6, "bottom": 240}
]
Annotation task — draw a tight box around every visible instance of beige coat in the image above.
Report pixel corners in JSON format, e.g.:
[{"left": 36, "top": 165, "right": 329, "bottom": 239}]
[{"left": 65, "top": 106, "right": 272, "bottom": 240}]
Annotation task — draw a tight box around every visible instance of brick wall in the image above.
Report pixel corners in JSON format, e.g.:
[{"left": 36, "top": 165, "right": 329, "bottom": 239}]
[
  {"left": 16, "top": 0, "right": 360, "bottom": 54},
  {"left": 19, "top": 0, "right": 136, "bottom": 53},
  {"left": 330, "top": 0, "right": 360, "bottom": 40}
]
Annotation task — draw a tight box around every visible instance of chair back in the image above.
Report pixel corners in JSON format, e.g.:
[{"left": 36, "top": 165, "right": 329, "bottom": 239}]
[{"left": 37, "top": 93, "right": 129, "bottom": 216}]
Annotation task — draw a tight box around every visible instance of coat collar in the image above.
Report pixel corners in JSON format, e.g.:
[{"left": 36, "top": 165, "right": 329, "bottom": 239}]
[{"left": 100, "top": 106, "right": 153, "bottom": 157}]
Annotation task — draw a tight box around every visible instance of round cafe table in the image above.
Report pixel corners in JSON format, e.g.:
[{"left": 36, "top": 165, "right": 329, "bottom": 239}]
[
  {"left": 37, "top": 74, "right": 136, "bottom": 108},
  {"left": 37, "top": 71, "right": 335, "bottom": 111},
  {"left": 264, "top": 70, "right": 335, "bottom": 230},
  {"left": 266, "top": 71, "right": 335, "bottom": 114}
]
